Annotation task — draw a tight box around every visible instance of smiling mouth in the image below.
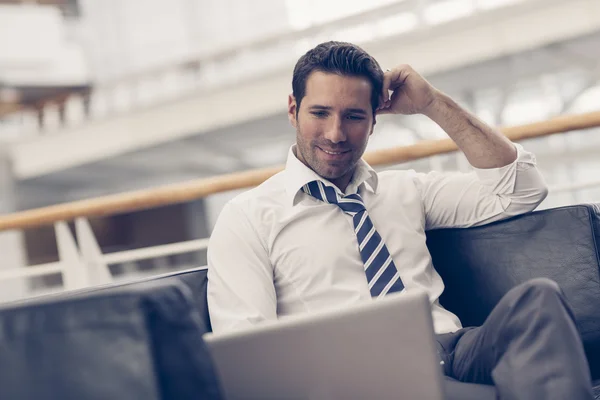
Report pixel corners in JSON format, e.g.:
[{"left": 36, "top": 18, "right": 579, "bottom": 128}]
[{"left": 318, "top": 147, "right": 350, "bottom": 155}]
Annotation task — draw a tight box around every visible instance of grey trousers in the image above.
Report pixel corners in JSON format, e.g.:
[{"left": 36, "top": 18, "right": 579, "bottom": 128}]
[{"left": 437, "top": 278, "right": 594, "bottom": 400}]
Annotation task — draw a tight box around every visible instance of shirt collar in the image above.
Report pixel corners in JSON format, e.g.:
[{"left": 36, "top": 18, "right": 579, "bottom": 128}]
[{"left": 284, "top": 145, "right": 379, "bottom": 206}]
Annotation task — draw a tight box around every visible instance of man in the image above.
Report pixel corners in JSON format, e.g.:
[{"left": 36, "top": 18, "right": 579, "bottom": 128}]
[{"left": 207, "top": 41, "right": 594, "bottom": 399}]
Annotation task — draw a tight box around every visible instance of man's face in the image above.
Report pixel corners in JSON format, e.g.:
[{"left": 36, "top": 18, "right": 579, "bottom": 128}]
[{"left": 288, "top": 71, "right": 375, "bottom": 191}]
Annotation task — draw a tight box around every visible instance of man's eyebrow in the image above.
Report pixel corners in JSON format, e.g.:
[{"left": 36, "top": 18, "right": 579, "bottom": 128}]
[{"left": 308, "top": 105, "right": 368, "bottom": 114}]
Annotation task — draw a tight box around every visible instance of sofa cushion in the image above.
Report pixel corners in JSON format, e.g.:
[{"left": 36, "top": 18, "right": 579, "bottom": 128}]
[
  {"left": 155, "top": 267, "right": 212, "bottom": 332},
  {"left": 426, "top": 204, "right": 600, "bottom": 379},
  {"left": 0, "top": 279, "right": 221, "bottom": 400},
  {"left": 103, "top": 267, "right": 212, "bottom": 333}
]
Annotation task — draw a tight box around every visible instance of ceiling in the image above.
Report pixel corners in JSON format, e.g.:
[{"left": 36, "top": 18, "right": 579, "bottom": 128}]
[{"left": 14, "top": 29, "right": 600, "bottom": 210}]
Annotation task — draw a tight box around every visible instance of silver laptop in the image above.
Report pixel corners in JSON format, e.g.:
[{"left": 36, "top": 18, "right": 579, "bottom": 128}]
[{"left": 203, "top": 290, "right": 445, "bottom": 400}]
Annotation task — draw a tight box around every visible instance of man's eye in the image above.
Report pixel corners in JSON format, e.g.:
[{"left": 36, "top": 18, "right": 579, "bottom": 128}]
[
  {"left": 347, "top": 115, "right": 365, "bottom": 121},
  {"left": 311, "top": 111, "right": 328, "bottom": 118}
]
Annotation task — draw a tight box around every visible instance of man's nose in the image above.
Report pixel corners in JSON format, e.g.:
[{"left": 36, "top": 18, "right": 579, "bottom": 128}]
[{"left": 323, "top": 117, "right": 346, "bottom": 144}]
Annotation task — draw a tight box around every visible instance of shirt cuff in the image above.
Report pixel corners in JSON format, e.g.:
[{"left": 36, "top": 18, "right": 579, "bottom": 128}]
[{"left": 472, "top": 143, "right": 536, "bottom": 195}]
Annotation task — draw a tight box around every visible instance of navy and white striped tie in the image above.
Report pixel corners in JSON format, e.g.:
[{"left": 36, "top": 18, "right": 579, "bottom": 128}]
[{"left": 302, "top": 180, "right": 405, "bottom": 298}]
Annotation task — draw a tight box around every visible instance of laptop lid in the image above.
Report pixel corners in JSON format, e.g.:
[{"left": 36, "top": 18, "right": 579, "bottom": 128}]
[{"left": 204, "top": 290, "right": 444, "bottom": 400}]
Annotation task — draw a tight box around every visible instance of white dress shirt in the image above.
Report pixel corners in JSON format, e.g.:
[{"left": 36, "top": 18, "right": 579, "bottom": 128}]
[{"left": 207, "top": 143, "right": 548, "bottom": 334}]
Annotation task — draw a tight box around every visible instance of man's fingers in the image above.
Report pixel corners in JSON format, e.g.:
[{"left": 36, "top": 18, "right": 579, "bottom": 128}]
[{"left": 380, "top": 69, "right": 393, "bottom": 106}]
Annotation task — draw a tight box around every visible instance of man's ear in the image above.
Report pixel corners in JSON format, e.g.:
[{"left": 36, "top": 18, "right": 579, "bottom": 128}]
[{"left": 288, "top": 94, "right": 298, "bottom": 128}]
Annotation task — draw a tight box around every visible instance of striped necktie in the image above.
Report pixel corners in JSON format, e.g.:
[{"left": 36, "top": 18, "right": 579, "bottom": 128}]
[{"left": 302, "top": 180, "right": 405, "bottom": 298}]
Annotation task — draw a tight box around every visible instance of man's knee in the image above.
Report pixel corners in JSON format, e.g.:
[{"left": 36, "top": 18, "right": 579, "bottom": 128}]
[
  {"left": 503, "top": 278, "right": 566, "bottom": 313},
  {"left": 518, "top": 277, "right": 562, "bottom": 296},
  {"left": 506, "top": 278, "right": 573, "bottom": 320}
]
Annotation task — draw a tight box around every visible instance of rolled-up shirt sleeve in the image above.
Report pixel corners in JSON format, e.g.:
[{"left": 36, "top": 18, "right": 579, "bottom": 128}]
[
  {"left": 413, "top": 143, "right": 549, "bottom": 230},
  {"left": 207, "top": 201, "right": 277, "bottom": 334}
]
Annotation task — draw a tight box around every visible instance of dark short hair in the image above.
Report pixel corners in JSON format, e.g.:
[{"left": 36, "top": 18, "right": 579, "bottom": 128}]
[{"left": 292, "top": 41, "right": 384, "bottom": 115}]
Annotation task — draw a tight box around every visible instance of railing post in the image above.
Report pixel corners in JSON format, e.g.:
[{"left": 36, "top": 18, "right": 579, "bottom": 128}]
[
  {"left": 55, "top": 221, "right": 89, "bottom": 290},
  {"left": 0, "top": 145, "right": 27, "bottom": 302},
  {"left": 75, "top": 218, "right": 113, "bottom": 285}
]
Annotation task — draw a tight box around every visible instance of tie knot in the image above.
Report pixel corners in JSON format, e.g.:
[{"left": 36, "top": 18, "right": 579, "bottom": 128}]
[{"left": 302, "top": 180, "right": 366, "bottom": 215}]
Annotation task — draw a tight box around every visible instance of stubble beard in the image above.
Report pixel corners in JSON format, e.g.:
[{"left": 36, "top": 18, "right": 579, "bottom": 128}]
[{"left": 296, "top": 128, "right": 360, "bottom": 182}]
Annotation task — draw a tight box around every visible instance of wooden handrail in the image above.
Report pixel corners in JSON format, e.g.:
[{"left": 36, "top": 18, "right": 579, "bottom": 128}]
[{"left": 1, "top": 110, "right": 599, "bottom": 232}]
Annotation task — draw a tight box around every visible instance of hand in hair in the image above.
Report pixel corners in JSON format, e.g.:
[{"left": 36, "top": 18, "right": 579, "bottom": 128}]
[
  {"left": 377, "top": 65, "right": 439, "bottom": 116},
  {"left": 378, "top": 65, "right": 518, "bottom": 168}
]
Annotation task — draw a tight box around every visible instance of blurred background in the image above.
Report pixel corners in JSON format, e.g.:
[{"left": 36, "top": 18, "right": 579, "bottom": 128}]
[{"left": 0, "top": 0, "right": 599, "bottom": 302}]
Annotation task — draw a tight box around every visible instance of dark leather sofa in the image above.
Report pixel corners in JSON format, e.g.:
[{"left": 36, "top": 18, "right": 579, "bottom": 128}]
[
  {"left": 0, "top": 279, "right": 222, "bottom": 399},
  {"left": 0, "top": 203, "right": 599, "bottom": 399},
  {"left": 429, "top": 203, "right": 600, "bottom": 398}
]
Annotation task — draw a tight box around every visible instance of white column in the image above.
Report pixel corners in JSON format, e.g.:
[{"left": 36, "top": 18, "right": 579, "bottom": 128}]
[
  {"left": 0, "top": 145, "right": 27, "bottom": 302},
  {"left": 185, "top": 198, "right": 211, "bottom": 267}
]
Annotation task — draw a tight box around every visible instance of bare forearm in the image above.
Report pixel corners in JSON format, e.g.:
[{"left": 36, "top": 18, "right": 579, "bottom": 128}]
[{"left": 423, "top": 91, "right": 517, "bottom": 169}]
